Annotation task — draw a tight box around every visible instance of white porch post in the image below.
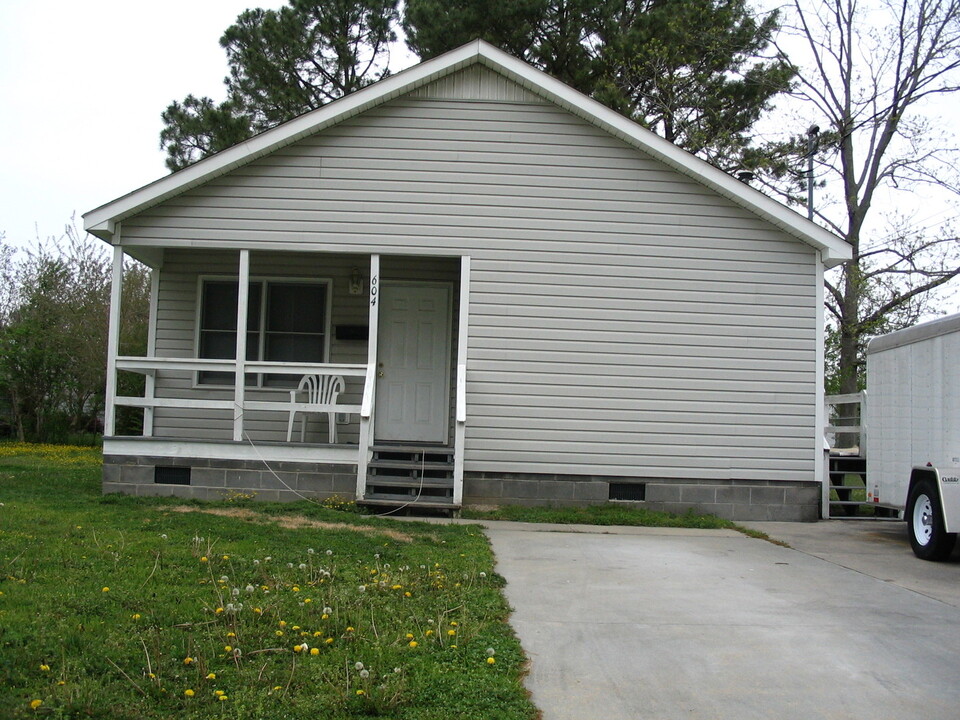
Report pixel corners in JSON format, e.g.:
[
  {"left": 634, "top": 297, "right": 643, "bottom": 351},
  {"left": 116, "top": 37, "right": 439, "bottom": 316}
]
[
  {"left": 453, "top": 255, "right": 471, "bottom": 506},
  {"left": 143, "top": 268, "right": 160, "bottom": 437},
  {"left": 233, "top": 250, "right": 251, "bottom": 442},
  {"left": 104, "top": 244, "right": 124, "bottom": 437},
  {"left": 815, "top": 251, "right": 829, "bottom": 518},
  {"left": 357, "top": 254, "right": 380, "bottom": 500}
]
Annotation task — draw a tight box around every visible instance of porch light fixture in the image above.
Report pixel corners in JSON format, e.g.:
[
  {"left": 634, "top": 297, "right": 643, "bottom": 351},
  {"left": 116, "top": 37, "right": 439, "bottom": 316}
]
[{"left": 349, "top": 267, "right": 364, "bottom": 295}]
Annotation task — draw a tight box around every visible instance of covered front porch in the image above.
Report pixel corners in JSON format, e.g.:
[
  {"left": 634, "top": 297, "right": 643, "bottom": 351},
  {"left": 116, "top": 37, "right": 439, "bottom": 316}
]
[{"left": 102, "top": 246, "right": 471, "bottom": 512}]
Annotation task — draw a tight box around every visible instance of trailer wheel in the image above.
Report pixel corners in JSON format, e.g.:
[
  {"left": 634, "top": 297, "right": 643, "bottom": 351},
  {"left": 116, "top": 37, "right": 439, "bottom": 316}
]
[{"left": 907, "top": 478, "right": 957, "bottom": 561}]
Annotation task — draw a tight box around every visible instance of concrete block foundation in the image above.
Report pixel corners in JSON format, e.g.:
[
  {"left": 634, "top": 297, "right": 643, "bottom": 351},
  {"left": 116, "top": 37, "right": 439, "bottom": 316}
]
[
  {"left": 463, "top": 472, "right": 820, "bottom": 522},
  {"left": 102, "top": 456, "right": 820, "bottom": 521},
  {"left": 102, "top": 455, "right": 357, "bottom": 503}
]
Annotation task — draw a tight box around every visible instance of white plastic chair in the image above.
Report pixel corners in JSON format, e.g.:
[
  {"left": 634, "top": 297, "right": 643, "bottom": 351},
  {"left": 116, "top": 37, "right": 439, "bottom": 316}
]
[{"left": 286, "top": 374, "right": 345, "bottom": 443}]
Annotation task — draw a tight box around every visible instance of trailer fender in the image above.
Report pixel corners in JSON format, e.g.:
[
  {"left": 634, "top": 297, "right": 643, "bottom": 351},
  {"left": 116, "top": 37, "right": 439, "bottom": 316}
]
[{"left": 907, "top": 468, "right": 958, "bottom": 561}]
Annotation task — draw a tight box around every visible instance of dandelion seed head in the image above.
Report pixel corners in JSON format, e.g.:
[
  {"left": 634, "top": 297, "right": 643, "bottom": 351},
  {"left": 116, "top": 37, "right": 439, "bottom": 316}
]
[
  {"left": 326, "top": 549, "right": 333, "bottom": 555},
  {"left": 307, "top": 548, "right": 315, "bottom": 554},
  {"left": 360, "top": 669, "right": 370, "bottom": 678}
]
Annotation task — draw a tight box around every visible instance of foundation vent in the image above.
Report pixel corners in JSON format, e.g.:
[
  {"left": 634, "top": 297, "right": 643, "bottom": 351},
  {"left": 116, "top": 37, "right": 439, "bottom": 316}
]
[
  {"left": 154, "top": 466, "right": 191, "bottom": 486},
  {"left": 609, "top": 482, "right": 645, "bottom": 501}
]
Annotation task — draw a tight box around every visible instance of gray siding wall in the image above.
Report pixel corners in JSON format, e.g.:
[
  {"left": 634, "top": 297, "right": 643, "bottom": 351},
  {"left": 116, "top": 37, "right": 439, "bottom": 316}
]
[{"left": 124, "top": 67, "right": 818, "bottom": 483}]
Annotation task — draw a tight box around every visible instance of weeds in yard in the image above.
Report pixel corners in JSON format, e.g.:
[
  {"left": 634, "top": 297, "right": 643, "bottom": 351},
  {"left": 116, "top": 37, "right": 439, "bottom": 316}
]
[{"left": 0, "top": 443, "right": 534, "bottom": 719}]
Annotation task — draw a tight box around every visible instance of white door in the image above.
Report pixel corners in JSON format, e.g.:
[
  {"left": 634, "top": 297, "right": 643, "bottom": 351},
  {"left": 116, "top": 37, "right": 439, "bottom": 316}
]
[{"left": 375, "top": 283, "right": 452, "bottom": 443}]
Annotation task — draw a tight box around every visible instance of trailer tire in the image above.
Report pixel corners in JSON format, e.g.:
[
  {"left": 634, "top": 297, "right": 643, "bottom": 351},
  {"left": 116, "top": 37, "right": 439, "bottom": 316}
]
[{"left": 906, "top": 478, "right": 957, "bottom": 561}]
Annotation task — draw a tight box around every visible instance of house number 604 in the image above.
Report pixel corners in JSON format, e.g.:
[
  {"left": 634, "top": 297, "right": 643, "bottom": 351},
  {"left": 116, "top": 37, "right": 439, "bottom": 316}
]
[{"left": 370, "top": 275, "right": 378, "bottom": 306}]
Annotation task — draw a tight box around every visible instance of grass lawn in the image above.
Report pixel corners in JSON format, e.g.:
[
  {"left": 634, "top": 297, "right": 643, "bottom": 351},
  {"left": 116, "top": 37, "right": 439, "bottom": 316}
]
[
  {"left": 462, "top": 503, "right": 738, "bottom": 528},
  {"left": 0, "top": 444, "right": 536, "bottom": 719}
]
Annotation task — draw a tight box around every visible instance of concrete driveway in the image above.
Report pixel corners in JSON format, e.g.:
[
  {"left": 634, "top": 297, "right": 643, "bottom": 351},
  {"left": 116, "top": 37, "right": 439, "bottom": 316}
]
[{"left": 483, "top": 520, "right": 960, "bottom": 720}]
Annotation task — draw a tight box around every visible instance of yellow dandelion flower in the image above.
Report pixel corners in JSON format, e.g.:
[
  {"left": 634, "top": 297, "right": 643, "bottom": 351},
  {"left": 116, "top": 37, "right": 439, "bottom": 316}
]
[
  {"left": 214, "top": 690, "right": 225, "bottom": 697},
  {"left": 346, "top": 626, "right": 355, "bottom": 632},
  {"left": 222, "top": 555, "right": 230, "bottom": 560},
  {"left": 183, "top": 657, "right": 194, "bottom": 665},
  {"left": 224, "top": 645, "right": 232, "bottom": 652},
  {"left": 200, "top": 556, "right": 208, "bottom": 563},
  {"left": 218, "top": 695, "right": 228, "bottom": 701},
  {"left": 206, "top": 673, "right": 216, "bottom": 680},
  {"left": 215, "top": 607, "right": 224, "bottom": 614},
  {"left": 321, "top": 613, "right": 329, "bottom": 620},
  {"left": 254, "top": 607, "right": 262, "bottom": 614},
  {"left": 487, "top": 657, "right": 496, "bottom": 665},
  {"left": 57, "top": 681, "right": 65, "bottom": 686},
  {"left": 313, "top": 631, "right": 323, "bottom": 637},
  {"left": 404, "top": 591, "right": 412, "bottom": 598},
  {"left": 276, "top": 631, "right": 284, "bottom": 637},
  {"left": 310, "top": 647, "right": 320, "bottom": 656},
  {"left": 279, "top": 620, "right": 287, "bottom": 627},
  {"left": 448, "top": 630, "right": 456, "bottom": 636},
  {"left": 450, "top": 621, "right": 458, "bottom": 626},
  {"left": 30, "top": 699, "right": 42, "bottom": 710},
  {"left": 184, "top": 689, "right": 195, "bottom": 697},
  {"left": 273, "top": 685, "right": 282, "bottom": 692},
  {"left": 39, "top": 664, "right": 50, "bottom": 672},
  {"left": 409, "top": 640, "right": 418, "bottom": 648},
  {"left": 325, "top": 637, "right": 334, "bottom": 644},
  {"left": 292, "top": 625, "right": 301, "bottom": 631},
  {"left": 132, "top": 613, "right": 141, "bottom": 620},
  {"left": 304, "top": 598, "right": 312, "bottom": 603},
  {"left": 226, "top": 632, "right": 236, "bottom": 638},
  {"left": 356, "top": 690, "right": 365, "bottom": 696},
  {"left": 292, "top": 586, "right": 300, "bottom": 592},
  {"left": 101, "top": 587, "right": 110, "bottom": 593},
  {"left": 425, "top": 630, "right": 433, "bottom": 637}
]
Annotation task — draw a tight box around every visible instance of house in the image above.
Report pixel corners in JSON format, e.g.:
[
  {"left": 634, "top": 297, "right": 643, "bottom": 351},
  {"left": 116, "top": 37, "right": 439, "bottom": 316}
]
[{"left": 83, "top": 40, "right": 851, "bottom": 521}]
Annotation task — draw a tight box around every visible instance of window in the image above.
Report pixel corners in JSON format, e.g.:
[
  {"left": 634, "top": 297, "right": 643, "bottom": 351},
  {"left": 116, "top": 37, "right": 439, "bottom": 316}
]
[{"left": 197, "top": 278, "right": 329, "bottom": 386}]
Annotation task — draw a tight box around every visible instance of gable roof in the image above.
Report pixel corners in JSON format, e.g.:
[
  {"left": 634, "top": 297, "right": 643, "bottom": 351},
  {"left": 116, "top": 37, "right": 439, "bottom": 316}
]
[{"left": 83, "top": 39, "right": 851, "bottom": 267}]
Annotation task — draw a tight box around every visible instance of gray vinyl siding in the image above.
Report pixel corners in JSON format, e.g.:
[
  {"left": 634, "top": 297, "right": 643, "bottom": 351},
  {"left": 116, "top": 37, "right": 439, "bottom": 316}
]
[{"left": 125, "top": 68, "right": 818, "bottom": 483}]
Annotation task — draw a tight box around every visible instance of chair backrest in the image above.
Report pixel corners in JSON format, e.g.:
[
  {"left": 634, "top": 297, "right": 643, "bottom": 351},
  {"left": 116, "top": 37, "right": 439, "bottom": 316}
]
[{"left": 297, "top": 374, "right": 345, "bottom": 404}]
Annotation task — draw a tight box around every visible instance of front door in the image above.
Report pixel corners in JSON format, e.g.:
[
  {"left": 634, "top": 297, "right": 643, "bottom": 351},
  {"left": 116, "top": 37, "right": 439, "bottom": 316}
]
[{"left": 374, "top": 283, "right": 452, "bottom": 443}]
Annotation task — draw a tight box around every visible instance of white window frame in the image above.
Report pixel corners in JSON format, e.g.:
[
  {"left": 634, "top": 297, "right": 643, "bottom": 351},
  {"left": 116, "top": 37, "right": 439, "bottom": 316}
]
[{"left": 193, "top": 274, "right": 333, "bottom": 390}]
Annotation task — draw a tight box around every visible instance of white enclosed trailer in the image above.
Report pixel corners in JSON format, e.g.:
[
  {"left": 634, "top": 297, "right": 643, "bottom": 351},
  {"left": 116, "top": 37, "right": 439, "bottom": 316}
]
[{"left": 865, "top": 312, "right": 960, "bottom": 560}]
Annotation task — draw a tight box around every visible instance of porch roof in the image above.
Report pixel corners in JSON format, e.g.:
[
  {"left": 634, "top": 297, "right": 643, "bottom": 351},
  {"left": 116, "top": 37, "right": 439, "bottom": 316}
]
[{"left": 83, "top": 40, "right": 852, "bottom": 268}]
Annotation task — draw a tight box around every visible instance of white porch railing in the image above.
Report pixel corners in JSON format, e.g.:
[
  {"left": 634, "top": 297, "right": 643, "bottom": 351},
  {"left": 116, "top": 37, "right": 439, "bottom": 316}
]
[{"left": 112, "top": 357, "right": 368, "bottom": 439}]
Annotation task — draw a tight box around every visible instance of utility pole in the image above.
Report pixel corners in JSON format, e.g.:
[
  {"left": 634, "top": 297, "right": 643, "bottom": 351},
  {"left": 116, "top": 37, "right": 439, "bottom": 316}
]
[{"left": 806, "top": 124, "right": 820, "bottom": 221}]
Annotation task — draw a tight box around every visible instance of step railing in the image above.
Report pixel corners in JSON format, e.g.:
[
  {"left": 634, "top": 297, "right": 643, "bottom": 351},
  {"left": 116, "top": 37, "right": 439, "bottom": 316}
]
[{"left": 824, "top": 392, "right": 867, "bottom": 516}]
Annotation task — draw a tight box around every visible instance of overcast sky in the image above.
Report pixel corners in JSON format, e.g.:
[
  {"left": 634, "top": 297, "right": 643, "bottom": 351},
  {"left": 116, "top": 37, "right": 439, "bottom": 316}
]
[
  {"left": 0, "top": 2, "right": 957, "bottom": 315},
  {"left": 0, "top": 1, "right": 289, "bottom": 248}
]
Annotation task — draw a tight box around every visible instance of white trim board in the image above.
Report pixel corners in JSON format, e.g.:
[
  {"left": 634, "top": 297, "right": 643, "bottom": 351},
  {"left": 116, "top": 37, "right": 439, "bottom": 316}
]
[{"left": 82, "top": 40, "right": 851, "bottom": 267}]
